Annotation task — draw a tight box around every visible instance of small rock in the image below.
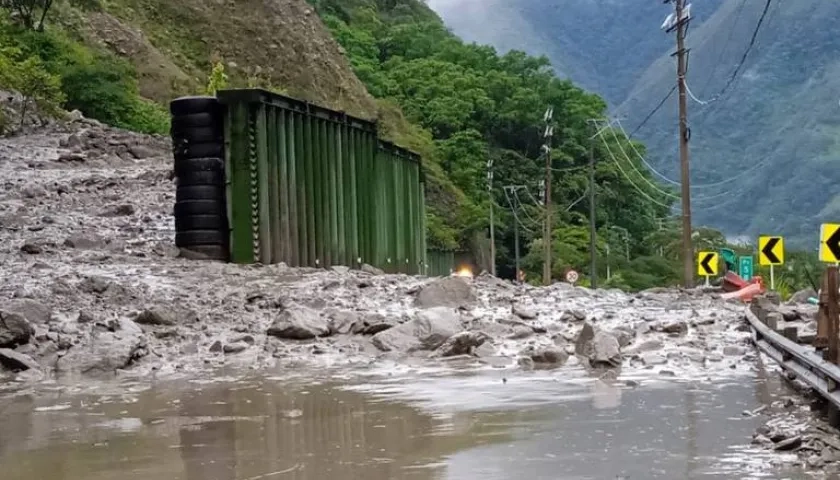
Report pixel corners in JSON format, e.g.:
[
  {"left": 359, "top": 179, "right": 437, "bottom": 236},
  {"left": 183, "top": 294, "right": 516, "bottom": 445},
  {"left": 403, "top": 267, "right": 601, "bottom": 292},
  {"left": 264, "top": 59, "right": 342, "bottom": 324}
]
[
  {"left": 79, "top": 276, "right": 112, "bottom": 294},
  {"left": 560, "top": 310, "right": 587, "bottom": 323},
  {"left": 64, "top": 234, "right": 105, "bottom": 249},
  {"left": 435, "top": 331, "right": 489, "bottom": 357},
  {"left": 723, "top": 345, "right": 747, "bottom": 356},
  {"left": 209, "top": 340, "right": 223, "bottom": 352},
  {"left": 135, "top": 308, "right": 176, "bottom": 326},
  {"left": 223, "top": 342, "right": 249, "bottom": 354},
  {"left": 267, "top": 305, "right": 330, "bottom": 340},
  {"left": 129, "top": 145, "right": 157, "bottom": 159},
  {"left": 513, "top": 305, "right": 537, "bottom": 320},
  {"left": 77, "top": 311, "right": 95, "bottom": 323},
  {"left": 660, "top": 321, "right": 688, "bottom": 335},
  {"left": 360, "top": 264, "right": 384, "bottom": 275},
  {"left": 774, "top": 436, "right": 803, "bottom": 451},
  {"left": 20, "top": 243, "right": 41, "bottom": 254},
  {"left": 99, "top": 204, "right": 135, "bottom": 217}
]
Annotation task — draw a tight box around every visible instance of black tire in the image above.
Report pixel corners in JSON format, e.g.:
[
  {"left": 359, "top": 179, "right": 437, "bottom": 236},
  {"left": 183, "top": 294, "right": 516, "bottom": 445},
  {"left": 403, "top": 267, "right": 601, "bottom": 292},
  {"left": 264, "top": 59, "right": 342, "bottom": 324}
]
[
  {"left": 176, "top": 185, "right": 225, "bottom": 202},
  {"left": 173, "top": 157, "right": 223, "bottom": 176},
  {"left": 171, "top": 112, "right": 219, "bottom": 130},
  {"left": 172, "top": 126, "right": 222, "bottom": 144},
  {"left": 170, "top": 96, "right": 220, "bottom": 116},
  {"left": 173, "top": 141, "right": 224, "bottom": 160},
  {"left": 177, "top": 169, "right": 225, "bottom": 186},
  {"left": 175, "top": 214, "right": 228, "bottom": 231},
  {"left": 176, "top": 229, "right": 228, "bottom": 247},
  {"left": 174, "top": 200, "right": 225, "bottom": 217}
]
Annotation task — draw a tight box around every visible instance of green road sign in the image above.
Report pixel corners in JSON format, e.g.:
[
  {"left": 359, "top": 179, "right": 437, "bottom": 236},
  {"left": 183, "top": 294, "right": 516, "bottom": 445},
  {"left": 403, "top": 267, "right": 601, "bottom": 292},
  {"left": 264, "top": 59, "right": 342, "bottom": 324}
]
[{"left": 739, "top": 255, "right": 754, "bottom": 280}]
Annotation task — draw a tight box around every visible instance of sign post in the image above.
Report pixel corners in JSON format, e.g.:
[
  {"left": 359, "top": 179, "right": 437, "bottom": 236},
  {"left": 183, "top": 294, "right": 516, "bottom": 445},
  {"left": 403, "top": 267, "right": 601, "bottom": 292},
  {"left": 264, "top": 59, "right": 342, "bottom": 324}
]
[
  {"left": 697, "top": 251, "right": 718, "bottom": 285},
  {"left": 758, "top": 235, "right": 784, "bottom": 290}
]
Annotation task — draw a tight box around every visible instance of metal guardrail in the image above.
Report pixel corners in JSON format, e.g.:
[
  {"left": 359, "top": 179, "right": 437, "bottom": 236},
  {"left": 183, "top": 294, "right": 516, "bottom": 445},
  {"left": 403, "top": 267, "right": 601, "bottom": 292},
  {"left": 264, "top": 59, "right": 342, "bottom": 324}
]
[{"left": 745, "top": 307, "right": 840, "bottom": 409}]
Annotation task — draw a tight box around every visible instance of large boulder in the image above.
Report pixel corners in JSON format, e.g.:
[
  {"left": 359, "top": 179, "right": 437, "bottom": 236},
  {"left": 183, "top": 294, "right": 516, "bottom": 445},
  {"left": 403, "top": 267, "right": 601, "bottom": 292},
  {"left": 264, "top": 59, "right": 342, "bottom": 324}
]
[
  {"left": 414, "top": 277, "right": 477, "bottom": 309},
  {"left": 266, "top": 305, "right": 330, "bottom": 340},
  {"left": 56, "top": 319, "right": 147, "bottom": 375},
  {"left": 3, "top": 299, "right": 51, "bottom": 325},
  {"left": 0, "top": 311, "right": 34, "bottom": 348},
  {"left": 372, "top": 307, "right": 462, "bottom": 352},
  {"left": 574, "top": 321, "right": 622, "bottom": 367},
  {"left": 0, "top": 348, "right": 40, "bottom": 372}
]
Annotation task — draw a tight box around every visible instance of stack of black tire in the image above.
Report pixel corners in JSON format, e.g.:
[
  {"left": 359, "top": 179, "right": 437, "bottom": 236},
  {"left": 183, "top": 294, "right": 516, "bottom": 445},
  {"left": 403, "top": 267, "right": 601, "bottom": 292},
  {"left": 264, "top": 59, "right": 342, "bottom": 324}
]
[{"left": 170, "top": 96, "right": 229, "bottom": 261}]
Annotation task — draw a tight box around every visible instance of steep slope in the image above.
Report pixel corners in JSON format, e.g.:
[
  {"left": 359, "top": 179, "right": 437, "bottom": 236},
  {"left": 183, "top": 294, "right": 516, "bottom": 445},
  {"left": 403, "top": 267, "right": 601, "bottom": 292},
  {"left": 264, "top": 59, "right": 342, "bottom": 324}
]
[{"left": 74, "top": 0, "right": 379, "bottom": 119}]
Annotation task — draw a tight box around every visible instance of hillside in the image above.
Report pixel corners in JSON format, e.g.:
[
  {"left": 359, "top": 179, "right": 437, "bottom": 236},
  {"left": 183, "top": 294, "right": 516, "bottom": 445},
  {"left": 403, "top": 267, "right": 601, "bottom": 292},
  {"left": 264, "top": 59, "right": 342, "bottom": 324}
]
[
  {"left": 430, "top": 0, "right": 839, "bottom": 246},
  {"left": 75, "top": 0, "right": 379, "bottom": 118}
]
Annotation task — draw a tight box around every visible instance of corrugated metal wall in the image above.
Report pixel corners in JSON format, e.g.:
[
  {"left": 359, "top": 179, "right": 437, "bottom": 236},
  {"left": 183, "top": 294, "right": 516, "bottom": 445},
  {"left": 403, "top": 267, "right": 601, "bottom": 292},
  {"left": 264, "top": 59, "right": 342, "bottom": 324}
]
[
  {"left": 426, "top": 249, "right": 455, "bottom": 277},
  {"left": 217, "top": 89, "right": 426, "bottom": 274}
]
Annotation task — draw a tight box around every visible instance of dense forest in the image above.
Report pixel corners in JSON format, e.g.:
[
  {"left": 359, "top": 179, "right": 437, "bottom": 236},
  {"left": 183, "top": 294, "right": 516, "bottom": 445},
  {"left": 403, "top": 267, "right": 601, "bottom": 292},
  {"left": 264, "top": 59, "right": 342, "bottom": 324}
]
[{"left": 0, "top": 0, "right": 824, "bottom": 295}]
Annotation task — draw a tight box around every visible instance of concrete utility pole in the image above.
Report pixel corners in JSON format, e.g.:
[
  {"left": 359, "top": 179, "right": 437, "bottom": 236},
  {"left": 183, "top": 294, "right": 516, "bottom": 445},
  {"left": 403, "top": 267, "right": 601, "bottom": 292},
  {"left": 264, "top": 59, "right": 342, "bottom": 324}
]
[
  {"left": 673, "top": 0, "right": 694, "bottom": 288},
  {"left": 503, "top": 185, "right": 526, "bottom": 282},
  {"left": 487, "top": 158, "right": 496, "bottom": 276},
  {"left": 587, "top": 119, "right": 598, "bottom": 289},
  {"left": 542, "top": 106, "right": 554, "bottom": 286}
]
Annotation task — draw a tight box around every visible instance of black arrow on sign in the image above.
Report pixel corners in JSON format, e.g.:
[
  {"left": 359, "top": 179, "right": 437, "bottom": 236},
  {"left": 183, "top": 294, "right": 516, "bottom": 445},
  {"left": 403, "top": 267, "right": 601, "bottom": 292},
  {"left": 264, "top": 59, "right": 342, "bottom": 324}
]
[
  {"left": 761, "top": 237, "right": 781, "bottom": 264},
  {"left": 700, "top": 253, "right": 715, "bottom": 275},
  {"left": 827, "top": 228, "right": 840, "bottom": 261}
]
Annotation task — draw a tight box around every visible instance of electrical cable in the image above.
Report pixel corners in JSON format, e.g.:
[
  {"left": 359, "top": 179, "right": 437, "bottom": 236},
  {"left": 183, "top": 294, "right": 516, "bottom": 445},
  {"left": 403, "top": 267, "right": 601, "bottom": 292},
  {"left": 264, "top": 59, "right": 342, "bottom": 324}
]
[
  {"left": 697, "top": 0, "right": 747, "bottom": 95},
  {"left": 688, "top": 0, "right": 773, "bottom": 105},
  {"left": 503, "top": 187, "right": 535, "bottom": 234},
  {"left": 598, "top": 133, "right": 672, "bottom": 209},
  {"left": 512, "top": 188, "right": 543, "bottom": 227},
  {"left": 627, "top": 85, "right": 677, "bottom": 139},
  {"left": 613, "top": 118, "right": 776, "bottom": 191}
]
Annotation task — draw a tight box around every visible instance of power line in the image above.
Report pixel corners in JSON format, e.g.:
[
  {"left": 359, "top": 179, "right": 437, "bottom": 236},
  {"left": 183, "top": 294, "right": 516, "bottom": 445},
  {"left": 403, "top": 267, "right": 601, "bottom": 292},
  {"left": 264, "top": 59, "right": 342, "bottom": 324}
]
[
  {"left": 697, "top": 0, "right": 747, "bottom": 96},
  {"left": 627, "top": 85, "right": 677, "bottom": 138},
  {"left": 613, "top": 119, "right": 775, "bottom": 190},
  {"left": 598, "top": 131, "right": 672, "bottom": 209},
  {"left": 628, "top": 0, "right": 771, "bottom": 132},
  {"left": 687, "top": 0, "right": 773, "bottom": 106}
]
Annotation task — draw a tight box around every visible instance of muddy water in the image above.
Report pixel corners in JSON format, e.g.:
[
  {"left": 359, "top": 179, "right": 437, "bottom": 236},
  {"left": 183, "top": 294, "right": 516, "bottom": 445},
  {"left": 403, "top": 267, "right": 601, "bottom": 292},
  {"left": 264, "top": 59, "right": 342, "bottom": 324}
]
[{"left": 0, "top": 368, "right": 809, "bottom": 480}]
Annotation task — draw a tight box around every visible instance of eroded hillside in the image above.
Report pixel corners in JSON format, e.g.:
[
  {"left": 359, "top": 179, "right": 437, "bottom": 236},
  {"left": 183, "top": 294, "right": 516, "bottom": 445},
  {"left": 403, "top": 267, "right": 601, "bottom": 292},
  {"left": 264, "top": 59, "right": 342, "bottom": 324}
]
[{"left": 72, "top": 0, "right": 379, "bottom": 119}]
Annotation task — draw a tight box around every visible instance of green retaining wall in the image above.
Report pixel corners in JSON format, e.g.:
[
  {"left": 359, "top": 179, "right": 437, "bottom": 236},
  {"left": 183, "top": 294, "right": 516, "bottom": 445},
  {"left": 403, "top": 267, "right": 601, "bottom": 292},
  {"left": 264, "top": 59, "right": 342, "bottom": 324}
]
[{"left": 217, "top": 88, "right": 426, "bottom": 273}]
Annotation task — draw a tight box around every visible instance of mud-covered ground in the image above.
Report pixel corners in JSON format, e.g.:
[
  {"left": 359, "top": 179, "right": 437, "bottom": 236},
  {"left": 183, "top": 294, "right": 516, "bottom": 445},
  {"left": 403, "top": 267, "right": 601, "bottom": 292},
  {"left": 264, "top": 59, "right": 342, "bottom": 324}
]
[{"left": 0, "top": 113, "right": 836, "bottom": 475}]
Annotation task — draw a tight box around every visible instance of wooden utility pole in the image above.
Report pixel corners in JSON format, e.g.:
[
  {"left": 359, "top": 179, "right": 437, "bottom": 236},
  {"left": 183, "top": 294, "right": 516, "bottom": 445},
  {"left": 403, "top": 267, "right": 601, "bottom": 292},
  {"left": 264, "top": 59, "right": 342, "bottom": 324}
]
[
  {"left": 675, "top": 0, "right": 694, "bottom": 288},
  {"left": 587, "top": 119, "right": 598, "bottom": 288}
]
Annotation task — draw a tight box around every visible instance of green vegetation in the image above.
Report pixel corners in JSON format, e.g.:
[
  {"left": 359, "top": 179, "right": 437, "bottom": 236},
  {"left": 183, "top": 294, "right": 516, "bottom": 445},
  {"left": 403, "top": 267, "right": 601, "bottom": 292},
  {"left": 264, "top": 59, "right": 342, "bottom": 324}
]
[{"left": 0, "top": 5, "right": 169, "bottom": 134}]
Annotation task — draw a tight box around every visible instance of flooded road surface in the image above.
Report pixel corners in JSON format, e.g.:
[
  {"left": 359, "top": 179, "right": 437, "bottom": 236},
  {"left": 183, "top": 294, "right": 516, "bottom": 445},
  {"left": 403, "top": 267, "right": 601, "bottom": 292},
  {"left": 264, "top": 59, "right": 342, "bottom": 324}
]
[{"left": 0, "top": 367, "right": 811, "bottom": 480}]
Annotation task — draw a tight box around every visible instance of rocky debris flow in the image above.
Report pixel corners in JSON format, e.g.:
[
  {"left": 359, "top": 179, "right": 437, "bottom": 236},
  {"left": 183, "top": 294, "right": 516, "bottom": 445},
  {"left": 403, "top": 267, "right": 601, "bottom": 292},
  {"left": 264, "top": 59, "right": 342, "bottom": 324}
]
[{"left": 0, "top": 117, "right": 759, "bottom": 385}]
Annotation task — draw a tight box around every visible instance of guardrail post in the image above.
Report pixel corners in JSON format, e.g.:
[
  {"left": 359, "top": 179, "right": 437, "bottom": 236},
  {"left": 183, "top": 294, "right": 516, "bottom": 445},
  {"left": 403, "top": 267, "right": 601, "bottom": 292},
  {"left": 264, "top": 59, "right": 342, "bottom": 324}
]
[{"left": 828, "top": 266, "right": 839, "bottom": 364}]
